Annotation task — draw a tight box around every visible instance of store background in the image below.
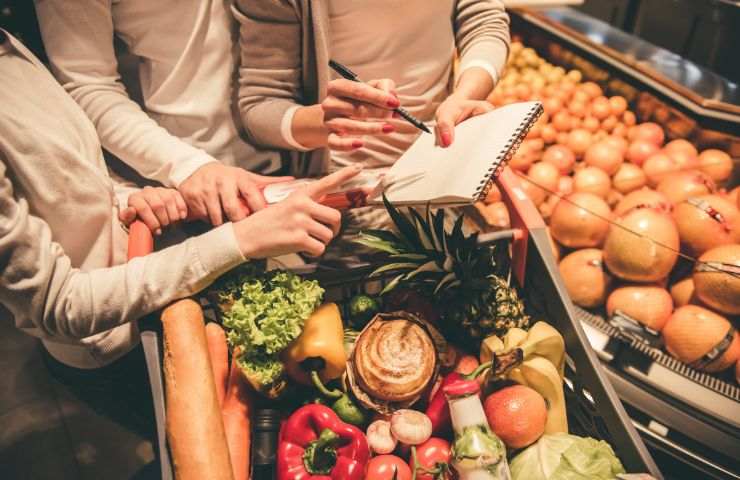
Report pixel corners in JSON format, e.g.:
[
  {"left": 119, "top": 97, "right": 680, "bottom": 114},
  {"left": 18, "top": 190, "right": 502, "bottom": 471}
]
[{"left": 1, "top": 0, "right": 738, "bottom": 479}]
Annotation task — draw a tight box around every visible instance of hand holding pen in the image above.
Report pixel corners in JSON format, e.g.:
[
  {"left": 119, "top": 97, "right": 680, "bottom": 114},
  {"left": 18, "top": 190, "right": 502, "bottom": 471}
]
[{"left": 320, "top": 60, "right": 429, "bottom": 152}]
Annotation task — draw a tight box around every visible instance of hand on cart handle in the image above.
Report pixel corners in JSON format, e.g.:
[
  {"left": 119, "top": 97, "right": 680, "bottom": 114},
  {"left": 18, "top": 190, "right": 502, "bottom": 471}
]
[
  {"left": 125, "top": 165, "right": 364, "bottom": 261},
  {"left": 119, "top": 186, "right": 188, "bottom": 236},
  {"left": 232, "top": 165, "right": 363, "bottom": 259}
]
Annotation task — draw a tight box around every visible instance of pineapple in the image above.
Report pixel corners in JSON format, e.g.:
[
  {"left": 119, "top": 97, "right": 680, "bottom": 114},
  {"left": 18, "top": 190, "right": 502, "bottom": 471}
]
[{"left": 356, "top": 197, "right": 530, "bottom": 347}]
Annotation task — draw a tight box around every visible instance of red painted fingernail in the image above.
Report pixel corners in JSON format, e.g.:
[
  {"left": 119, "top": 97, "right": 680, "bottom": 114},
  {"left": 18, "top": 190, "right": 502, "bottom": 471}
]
[
  {"left": 387, "top": 98, "right": 400, "bottom": 108},
  {"left": 352, "top": 140, "right": 363, "bottom": 149},
  {"left": 382, "top": 124, "right": 395, "bottom": 134},
  {"left": 441, "top": 131, "right": 452, "bottom": 147}
]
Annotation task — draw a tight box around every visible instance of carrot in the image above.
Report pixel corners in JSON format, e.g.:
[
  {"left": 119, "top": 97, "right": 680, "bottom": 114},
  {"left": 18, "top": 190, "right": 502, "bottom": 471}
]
[
  {"left": 206, "top": 323, "right": 229, "bottom": 407},
  {"left": 127, "top": 220, "right": 153, "bottom": 260},
  {"left": 222, "top": 354, "right": 254, "bottom": 480}
]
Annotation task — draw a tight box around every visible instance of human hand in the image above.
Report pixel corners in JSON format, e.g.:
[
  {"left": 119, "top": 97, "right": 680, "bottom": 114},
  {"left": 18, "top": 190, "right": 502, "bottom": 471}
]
[
  {"left": 178, "top": 163, "right": 292, "bottom": 226},
  {"left": 119, "top": 186, "right": 187, "bottom": 236},
  {"left": 234, "top": 165, "right": 363, "bottom": 258},
  {"left": 434, "top": 96, "right": 495, "bottom": 148},
  {"left": 322, "top": 78, "right": 399, "bottom": 151}
]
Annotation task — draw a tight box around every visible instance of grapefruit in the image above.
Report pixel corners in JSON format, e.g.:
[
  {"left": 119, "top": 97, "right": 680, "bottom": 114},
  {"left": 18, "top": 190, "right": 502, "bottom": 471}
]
[
  {"left": 603, "top": 207, "right": 680, "bottom": 282},
  {"left": 550, "top": 193, "right": 611, "bottom": 248},
  {"left": 484, "top": 385, "right": 547, "bottom": 449},
  {"left": 559, "top": 249, "right": 612, "bottom": 308},
  {"left": 693, "top": 245, "right": 740, "bottom": 315},
  {"left": 606, "top": 285, "right": 673, "bottom": 331},
  {"left": 662, "top": 305, "right": 739, "bottom": 373}
]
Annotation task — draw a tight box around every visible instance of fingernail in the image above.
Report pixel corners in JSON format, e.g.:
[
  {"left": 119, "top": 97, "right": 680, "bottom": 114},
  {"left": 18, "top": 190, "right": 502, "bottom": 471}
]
[
  {"left": 352, "top": 140, "right": 363, "bottom": 149},
  {"left": 155, "top": 228, "right": 162, "bottom": 236},
  {"left": 382, "top": 123, "right": 395, "bottom": 134},
  {"left": 387, "top": 98, "right": 400, "bottom": 108},
  {"left": 441, "top": 131, "right": 452, "bottom": 147}
]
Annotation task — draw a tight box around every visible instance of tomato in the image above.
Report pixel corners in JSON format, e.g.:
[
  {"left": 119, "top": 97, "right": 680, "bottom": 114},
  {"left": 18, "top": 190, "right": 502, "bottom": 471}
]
[
  {"left": 411, "top": 437, "right": 452, "bottom": 480},
  {"left": 365, "top": 454, "right": 412, "bottom": 480}
]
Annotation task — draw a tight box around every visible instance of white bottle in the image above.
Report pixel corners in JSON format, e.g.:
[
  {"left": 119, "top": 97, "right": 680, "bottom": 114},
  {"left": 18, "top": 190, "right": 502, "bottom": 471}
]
[{"left": 445, "top": 380, "right": 511, "bottom": 480}]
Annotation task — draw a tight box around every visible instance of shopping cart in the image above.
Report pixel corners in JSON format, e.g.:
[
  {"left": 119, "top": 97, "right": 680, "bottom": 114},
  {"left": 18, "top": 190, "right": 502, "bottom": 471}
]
[{"left": 128, "top": 167, "right": 662, "bottom": 479}]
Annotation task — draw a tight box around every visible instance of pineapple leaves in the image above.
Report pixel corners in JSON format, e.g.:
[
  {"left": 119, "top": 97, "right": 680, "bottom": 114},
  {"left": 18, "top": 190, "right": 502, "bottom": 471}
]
[
  {"left": 382, "top": 194, "right": 421, "bottom": 250},
  {"left": 409, "top": 207, "right": 434, "bottom": 251},
  {"left": 354, "top": 234, "right": 400, "bottom": 255},
  {"left": 380, "top": 273, "right": 405, "bottom": 295},
  {"left": 369, "top": 262, "right": 420, "bottom": 277},
  {"left": 405, "top": 260, "right": 443, "bottom": 279}
]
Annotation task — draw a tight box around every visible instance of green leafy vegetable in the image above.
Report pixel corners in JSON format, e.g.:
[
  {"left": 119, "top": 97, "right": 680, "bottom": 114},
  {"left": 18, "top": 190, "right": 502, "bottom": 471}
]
[
  {"left": 214, "top": 265, "right": 324, "bottom": 387},
  {"left": 510, "top": 433, "right": 625, "bottom": 480}
]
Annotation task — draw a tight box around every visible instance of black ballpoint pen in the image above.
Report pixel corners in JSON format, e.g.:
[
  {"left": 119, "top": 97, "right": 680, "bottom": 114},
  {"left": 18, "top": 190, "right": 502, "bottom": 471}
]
[{"left": 329, "top": 60, "right": 431, "bottom": 134}]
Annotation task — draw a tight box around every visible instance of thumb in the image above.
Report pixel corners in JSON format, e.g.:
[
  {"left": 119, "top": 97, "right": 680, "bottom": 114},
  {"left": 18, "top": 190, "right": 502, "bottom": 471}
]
[
  {"left": 119, "top": 207, "right": 137, "bottom": 226},
  {"left": 304, "top": 165, "right": 363, "bottom": 200},
  {"left": 435, "top": 105, "right": 456, "bottom": 148},
  {"left": 257, "top": 175, "right": 295, "bottom": 186}
]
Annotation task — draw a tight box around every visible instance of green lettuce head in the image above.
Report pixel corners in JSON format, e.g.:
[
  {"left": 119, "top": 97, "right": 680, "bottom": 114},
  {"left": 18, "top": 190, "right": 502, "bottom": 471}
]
[{"left": 511, "top": 433, "right": 625, "bottom": 480}]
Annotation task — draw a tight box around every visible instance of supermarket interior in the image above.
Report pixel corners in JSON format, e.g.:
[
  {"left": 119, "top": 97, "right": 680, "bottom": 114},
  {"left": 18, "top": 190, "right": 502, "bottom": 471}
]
[{"left": 0, "top": 0, "right": 738, "bottom": 479}]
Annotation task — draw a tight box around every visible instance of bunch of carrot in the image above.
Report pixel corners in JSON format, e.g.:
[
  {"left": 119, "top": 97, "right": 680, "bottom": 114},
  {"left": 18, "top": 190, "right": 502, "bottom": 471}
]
[{"left": 207, "top": 323, "right": 254, "bottom": 480}]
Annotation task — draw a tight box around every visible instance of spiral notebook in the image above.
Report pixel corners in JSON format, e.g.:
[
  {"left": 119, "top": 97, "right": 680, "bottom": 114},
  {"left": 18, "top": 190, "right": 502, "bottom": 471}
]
[
  {"left": 262, "top": 101, "right": 543, "bottom": 208},
  {"left": 373, "top": 101, "right": 543, "bottom": 206}
]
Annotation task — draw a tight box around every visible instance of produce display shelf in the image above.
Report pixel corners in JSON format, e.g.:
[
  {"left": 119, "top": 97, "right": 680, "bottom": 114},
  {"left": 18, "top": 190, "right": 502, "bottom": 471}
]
[
  {"left": 578, "top": 309, "right": 740, "bottom": 479},
  {"left": 502, "top": 8, "right": 740, "bottom": 479},
  {"left": 513, "top": 7, "right": 740, "bottom": 121},
  {"left": 131, "top": 168, "right": 662, "bottom": 480}
]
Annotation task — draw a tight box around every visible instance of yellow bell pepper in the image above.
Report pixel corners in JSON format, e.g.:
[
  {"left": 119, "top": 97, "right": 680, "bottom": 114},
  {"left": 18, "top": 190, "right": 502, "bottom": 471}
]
[{"left": 282, "top": 303, "right": 347, "bottom": 385}]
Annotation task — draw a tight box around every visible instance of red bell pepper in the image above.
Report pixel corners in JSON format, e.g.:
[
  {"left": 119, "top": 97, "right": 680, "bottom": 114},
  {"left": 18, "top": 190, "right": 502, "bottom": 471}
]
[
  {"left": 425, "top": 372, "right": 462, "bottom": 436},
  {"left": 277, "top": 404, "right": 370, "bottom": 480}
]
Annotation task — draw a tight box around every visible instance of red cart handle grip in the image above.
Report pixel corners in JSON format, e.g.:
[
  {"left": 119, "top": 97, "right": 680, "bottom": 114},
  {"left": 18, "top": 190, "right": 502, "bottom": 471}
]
[{"left": 127, "top": 220, "right": 154, "bottom": 260}]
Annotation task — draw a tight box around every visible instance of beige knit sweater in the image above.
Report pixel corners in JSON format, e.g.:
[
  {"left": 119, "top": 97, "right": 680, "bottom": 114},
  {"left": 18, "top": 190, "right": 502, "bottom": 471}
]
[
  {"left": 233, "top": 0, "right": 510, "bottom": 176},
  {"left": 0, "top": 31, "right": 245, "bottom": 369}
]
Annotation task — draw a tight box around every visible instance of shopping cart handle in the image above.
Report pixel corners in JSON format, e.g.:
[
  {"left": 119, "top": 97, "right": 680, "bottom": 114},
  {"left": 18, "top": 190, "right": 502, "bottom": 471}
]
[
  {"left": 495, "top": 167, "right": 546, "bottom": 285},
  {"left": 125, "top": 219, "right": 174, "bottom": 480},
  {"left": 127, "top": 220, "right": 154, "bottom": 259}
]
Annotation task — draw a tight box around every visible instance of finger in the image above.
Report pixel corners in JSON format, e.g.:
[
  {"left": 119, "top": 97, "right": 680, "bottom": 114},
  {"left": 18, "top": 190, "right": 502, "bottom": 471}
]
[
  {"left": 310, "top": 203, "right": 343, "bottom": 236},
  {"left": 173, "top": 191, "right": 188, "bottom": 219},
  {"left": 327, "top": 133, "right": 364, "bottom": 152},
  {"left": 306, "top": 220, "right": 334, "bottom": 245},
  {"left": 238, "top": 179, "right": 267, "bottom": 212},
  {"left": 323, "top": 96, "right": 392, "bottom": 120},
  {"left": 326, "top": 117, "right": 394, "bottom": 136},
  {"left": 301, "top": 236, "right": 327, "bottom": 258},
  {"left": 162, "top": 190, "right": 182, "bottom": 225},
  {"left": 327, "top": 78, "right": 399, "bottom": 109},
  {"left": 368, "top": 78, "right": 397, "bottom": 95},
  {"left": 217, "top": 178, "right": 249, "bottom": 222},
  {"left": 145, "top": 189, "right": 171, "bottom": 229},
  {"left": 128, "top": 196, "right": 161, "bottom": 235},
  {"left": 119, "top": 207, "right": 137, "bottom": 226},
  {"left": 204, "top": 187, "right": 223, "bottom": 226},
  {"left": 304, "top": 165, "right": 363, "bottom": 199},
  {"left": 435, "top": 106, "right": 457, "bottom": 148},
  {"left": 255, "top": 175, "right": 294, "bottom": 186}
]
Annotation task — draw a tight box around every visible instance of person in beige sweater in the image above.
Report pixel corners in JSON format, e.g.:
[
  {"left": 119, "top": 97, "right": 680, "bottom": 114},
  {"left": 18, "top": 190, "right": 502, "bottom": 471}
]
[
  {"left": 234, "top": 0, "right": 510, "bottom": 176},
  {"left": 234, "top": 0, "right": 510, "bottom": 236},
  {"left": 0, "top": 28, "right": 358, "bottom": 454}
]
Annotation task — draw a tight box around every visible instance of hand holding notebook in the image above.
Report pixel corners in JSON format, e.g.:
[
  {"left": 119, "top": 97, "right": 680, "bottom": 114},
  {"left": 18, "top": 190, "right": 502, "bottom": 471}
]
[{"left": 263, "top": 101, "right": 543, "bottom": 209}]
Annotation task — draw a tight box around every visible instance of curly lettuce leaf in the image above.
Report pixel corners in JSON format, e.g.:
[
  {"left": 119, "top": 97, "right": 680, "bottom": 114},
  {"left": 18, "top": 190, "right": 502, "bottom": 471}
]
[{"left": 214, "top": 267, "right": 323, "bottom": 387}]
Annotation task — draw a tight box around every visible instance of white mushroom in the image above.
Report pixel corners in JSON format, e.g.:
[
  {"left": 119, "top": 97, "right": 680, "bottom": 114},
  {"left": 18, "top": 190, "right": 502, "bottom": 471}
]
[
  {"left": 366, "top": 419, "right": 397, "bottom": 454},
  {"left": 390, "top": 409, "right": 432, "bottom": 446}
]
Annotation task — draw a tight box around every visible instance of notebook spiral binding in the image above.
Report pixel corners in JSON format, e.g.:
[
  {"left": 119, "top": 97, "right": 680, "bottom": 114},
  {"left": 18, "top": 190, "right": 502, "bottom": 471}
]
[{"left": 475, "top": 102, "right": 544, "bottom": 202}]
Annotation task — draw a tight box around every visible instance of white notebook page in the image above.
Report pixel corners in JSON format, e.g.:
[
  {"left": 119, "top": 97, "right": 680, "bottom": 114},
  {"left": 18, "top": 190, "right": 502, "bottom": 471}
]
[{"left": 371, "top": 101, "right": 541, "bottom": 205}]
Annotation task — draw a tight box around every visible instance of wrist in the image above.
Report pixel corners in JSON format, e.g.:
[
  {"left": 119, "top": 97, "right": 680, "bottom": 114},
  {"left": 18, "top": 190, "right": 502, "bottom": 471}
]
[
  {"left": 292, "top": 105, "right": 330, "bottom": 149},
  {"left": 232, "top": 220, "right": 258, "bottom": 259}
]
